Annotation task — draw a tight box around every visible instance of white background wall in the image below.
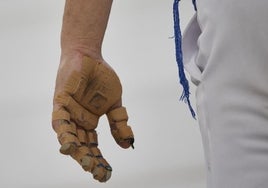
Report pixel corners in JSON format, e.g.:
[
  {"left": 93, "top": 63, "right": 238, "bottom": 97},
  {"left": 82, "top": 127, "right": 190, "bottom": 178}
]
[{"left": 0, "top": 0, "right": 205, "bottom": 187}]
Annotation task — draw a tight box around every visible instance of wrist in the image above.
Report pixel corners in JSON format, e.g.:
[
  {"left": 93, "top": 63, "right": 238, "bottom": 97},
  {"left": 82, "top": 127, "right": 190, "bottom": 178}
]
[{"left": 61, "top": 41, "right": 103, "bottom": 62}]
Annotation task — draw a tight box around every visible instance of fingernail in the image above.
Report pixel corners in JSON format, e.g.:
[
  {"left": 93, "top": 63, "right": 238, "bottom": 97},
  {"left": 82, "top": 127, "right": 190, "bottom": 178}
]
[{"left": 105, "top": 165, "right": 112, "bottom": 171}]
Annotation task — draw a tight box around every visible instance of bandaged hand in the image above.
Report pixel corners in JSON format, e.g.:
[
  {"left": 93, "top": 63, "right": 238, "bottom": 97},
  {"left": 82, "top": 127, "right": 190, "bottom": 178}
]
[{"left": 52, "top": 55, "right": 134, "bottom": 182}]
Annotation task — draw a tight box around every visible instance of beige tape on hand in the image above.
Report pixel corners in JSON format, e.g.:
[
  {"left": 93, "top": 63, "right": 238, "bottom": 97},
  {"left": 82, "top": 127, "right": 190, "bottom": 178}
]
[
  {"left": 52, "top": 56, "right": 134, "bottom": 182},
  {"left": 107, "top": 107, "right": 134, "bottom": 148}
]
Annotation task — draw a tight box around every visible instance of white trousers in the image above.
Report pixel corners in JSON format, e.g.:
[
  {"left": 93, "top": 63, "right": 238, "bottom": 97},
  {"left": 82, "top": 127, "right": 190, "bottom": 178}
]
[{"left": 183, "top": 1, "right": 268, "bottom": 188}]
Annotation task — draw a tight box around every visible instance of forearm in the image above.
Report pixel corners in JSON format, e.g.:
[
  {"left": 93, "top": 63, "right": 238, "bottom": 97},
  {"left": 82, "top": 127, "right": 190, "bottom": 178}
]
[{"left": 61, "top": 0, "right": 113, "bottom": 60}]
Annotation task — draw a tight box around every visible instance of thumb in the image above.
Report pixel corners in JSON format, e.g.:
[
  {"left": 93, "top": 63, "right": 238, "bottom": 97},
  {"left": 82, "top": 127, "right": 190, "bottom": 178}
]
[{"left": 106, "top": 106, "right": 134, "bottom": 149}]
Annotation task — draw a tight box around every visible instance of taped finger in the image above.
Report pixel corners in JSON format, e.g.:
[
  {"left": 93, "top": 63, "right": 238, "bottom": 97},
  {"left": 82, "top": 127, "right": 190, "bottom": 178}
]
[
  {"left": 87, "top": 130, "right": 112, "bottom": 171},
  {"left": 107, "top": 107, "right": 134, "bottom": 148},
  {"left": 92, "top": 165, "right": 112, "bottom": 182},
  {"left": 55, "top": 93, "right": 99, "bottom": 130},
  {"left": 52, "top": 110, "right": 80, "bottom": 155}
]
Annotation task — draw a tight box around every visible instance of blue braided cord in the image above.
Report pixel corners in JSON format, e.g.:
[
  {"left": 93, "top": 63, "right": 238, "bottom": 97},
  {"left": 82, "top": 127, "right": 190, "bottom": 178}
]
[
  {"left": 173, "top": 0, "right": 196, "bottom": 119},
  {"left": 192, "top": 0, "right": 197, "bottom": 11}
]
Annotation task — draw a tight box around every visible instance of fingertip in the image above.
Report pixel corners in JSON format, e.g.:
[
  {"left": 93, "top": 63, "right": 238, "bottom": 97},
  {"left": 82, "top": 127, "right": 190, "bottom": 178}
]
[
  {"left": 60, "top": 143, "right": 77, "bottom": 155},
  {"left": 118, "top": 138, "right": 134, "bottom": 149},
  {"left": 119, "top": 142, "right": 131, "bottom": 149}
]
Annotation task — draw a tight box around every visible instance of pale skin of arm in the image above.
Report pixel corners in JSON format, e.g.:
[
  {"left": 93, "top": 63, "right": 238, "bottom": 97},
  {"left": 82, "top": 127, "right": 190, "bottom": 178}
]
[
  {"left": 60, "top": 0, "right": 112, "bottom": 60},
  {"left": 53, "top": 0, "right": 133, "bottom": 182},
  {"left": 54, "top": 0, "right": 117, "bottom": 128},
  {"left": 54, "top": 0, "right": 113, "bottom": 105}
]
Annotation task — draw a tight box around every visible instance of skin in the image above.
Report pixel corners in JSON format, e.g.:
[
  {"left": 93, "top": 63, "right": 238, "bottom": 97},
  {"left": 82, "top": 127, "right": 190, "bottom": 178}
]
[
  {"left": 52, "top": 0, "right": 132, "bottom": 182},
  {"left": 54, "top": 0, "right": 113, "bottom": 120}
]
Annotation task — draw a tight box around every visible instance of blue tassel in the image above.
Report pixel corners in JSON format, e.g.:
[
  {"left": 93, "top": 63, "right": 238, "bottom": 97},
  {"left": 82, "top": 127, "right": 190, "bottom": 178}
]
[{"left": 173, "top": 0, "right": 196, "bottom": 119}]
